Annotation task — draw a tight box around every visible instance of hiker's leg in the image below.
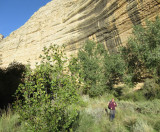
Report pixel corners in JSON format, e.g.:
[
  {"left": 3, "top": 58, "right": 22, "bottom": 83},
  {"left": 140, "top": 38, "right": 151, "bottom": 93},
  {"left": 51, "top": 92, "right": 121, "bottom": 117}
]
[
  {"left": 110, "top": 110, "right": 113, "bottom": 121},
  {"left": 112, "top": 110, "right": 115, "bottom": 119},
  {"left": 109, "top": 112, "right": 112, "bottom": 121},
  {"left": 109, "top": 110, "right": 112, "bottom": 121}
]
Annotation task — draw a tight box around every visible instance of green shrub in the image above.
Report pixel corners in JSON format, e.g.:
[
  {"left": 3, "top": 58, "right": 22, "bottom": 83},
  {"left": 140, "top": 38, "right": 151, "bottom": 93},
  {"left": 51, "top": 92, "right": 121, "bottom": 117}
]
[
  {"left": 14, "top": 45, "right": 79, "bottom": 132},
  {"left": 120, "top": 91, "right": 146, "bottom": 101},
  {"left": 120, "top": 79, "right": 160, "bottom": 101},
  {"left": 75, "top": 40, "right": 126, "bottom": 97},
  {"left": 141, "top": 79, "right": 160, "bottom": 100},
  {"left": 122, "top": 74, "right": 135, "bottom": 88},
  {"left": 121, "top": 16, "right": 160, "bottom": 82},
  {"left": 77, "top": 40, "right": 107, "bottom": 97},
  {"left": 104, "top": 53, "right": 126, "bottom": 89},
  {"left": 154, "top": 120, "right": 160, "bottom": 132}
]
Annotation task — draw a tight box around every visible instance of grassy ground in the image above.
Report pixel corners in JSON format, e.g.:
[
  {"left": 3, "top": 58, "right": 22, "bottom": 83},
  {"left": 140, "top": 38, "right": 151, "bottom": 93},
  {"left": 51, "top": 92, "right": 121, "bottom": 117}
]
[
  {"left": 74, "top": 94, "right": 160, "bottom": 132},
  {"left": 0, "top": 107, "right": 29, "bottom": 132},
  {"left": 0, "top": 94, "right": 160, "bottom": 132}
]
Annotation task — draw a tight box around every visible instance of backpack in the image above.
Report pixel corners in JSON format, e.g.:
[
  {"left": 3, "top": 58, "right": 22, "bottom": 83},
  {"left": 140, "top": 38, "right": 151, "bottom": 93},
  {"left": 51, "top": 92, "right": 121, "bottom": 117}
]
[
  {"left": 108, "top": 105, "right": 111, "bottom": 109},
  {"left": 108, "top": 101, "right": 111, "bottom": 109}
]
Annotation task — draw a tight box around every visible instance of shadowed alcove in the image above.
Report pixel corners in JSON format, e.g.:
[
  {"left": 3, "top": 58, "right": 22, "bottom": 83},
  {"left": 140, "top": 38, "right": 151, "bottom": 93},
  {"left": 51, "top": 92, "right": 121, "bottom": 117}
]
[{"left": 0, "top": 62, "right": 25, "bottom": 108}]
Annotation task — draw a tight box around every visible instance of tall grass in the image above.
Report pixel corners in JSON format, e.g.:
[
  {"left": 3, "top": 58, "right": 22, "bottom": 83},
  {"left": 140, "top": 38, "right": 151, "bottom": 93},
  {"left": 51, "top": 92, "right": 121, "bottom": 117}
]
[
  {"left": 0, "top": 95, "right": 159, "bottom": 132},
  {"left": 0, "top": 106, "right": 27, "bottom": 132},
  {"left": 74, "top": 95, "right": 159, "bottom": 132}
]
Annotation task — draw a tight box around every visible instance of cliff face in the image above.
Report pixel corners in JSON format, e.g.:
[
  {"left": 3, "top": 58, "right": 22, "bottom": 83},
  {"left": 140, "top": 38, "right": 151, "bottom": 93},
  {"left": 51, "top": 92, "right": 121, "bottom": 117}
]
[{"left": 0, "top": 0, "right": 160, "bottom": 68}]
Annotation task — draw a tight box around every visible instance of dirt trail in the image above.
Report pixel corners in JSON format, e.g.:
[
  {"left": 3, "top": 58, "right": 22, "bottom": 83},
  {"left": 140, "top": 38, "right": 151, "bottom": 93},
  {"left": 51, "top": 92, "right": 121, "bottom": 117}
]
[{"left": 133, "top": 83, "right": 144, "bottom": 91}]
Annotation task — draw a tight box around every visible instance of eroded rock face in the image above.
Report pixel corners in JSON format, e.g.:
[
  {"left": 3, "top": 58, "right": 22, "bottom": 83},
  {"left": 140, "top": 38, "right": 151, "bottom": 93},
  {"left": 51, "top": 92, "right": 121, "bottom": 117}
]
[
  {"left": 0, "top": 34, "right": 4, "bottom": 41},
  {"left": 0, "top": 0, "right": 160, "bottom": 68}
]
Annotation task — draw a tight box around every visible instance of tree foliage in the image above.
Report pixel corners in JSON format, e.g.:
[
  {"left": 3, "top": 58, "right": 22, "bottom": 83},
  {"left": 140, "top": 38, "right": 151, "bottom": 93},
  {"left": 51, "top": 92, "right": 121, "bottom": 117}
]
[
  {"left": 104, "top": 53, "right": 126, "bottom": 88},
  {"left": 70, "top": 40, "right": 126, "bottom": 97},
  {"left": 77, "top": 41, "right": 106, "bottom": 97},
  {"left": 14, "top": 45, "right": 79, "bottom": 131},
  {"left": 121, "top": 16, "right": 160, "bottom": 81}
]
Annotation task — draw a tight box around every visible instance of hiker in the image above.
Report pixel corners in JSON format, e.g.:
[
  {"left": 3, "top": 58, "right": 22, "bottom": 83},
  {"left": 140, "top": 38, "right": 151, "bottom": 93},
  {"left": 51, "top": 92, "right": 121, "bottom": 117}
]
[{"left": 108, "top": 98, "right": 117, "bottom": 121}]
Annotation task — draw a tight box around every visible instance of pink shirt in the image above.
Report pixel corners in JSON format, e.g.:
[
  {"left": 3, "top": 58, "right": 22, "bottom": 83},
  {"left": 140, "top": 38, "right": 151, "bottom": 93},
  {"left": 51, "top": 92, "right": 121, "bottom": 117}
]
[{"left": 109, "top": 101, "right": 117, "bottom": 110}]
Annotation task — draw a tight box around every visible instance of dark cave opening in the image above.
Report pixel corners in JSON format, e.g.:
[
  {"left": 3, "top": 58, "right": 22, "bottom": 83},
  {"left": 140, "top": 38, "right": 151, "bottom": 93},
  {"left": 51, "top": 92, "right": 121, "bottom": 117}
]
[{"left": 0, "top": 62, "right": 25, "bottom": 109}]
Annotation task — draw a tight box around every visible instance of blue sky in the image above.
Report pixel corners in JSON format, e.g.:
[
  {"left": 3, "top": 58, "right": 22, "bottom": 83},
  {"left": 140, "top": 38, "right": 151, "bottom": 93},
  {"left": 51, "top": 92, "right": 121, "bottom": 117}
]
[{"left": 0, "top": 0, "right": 51, "bottom": 38}]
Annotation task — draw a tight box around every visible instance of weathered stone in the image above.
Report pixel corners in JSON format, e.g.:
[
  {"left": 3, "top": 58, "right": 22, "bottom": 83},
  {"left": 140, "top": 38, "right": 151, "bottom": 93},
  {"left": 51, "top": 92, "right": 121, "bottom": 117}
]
[{"left": 0, "top": 0, "right": 160, "bottom": 68}]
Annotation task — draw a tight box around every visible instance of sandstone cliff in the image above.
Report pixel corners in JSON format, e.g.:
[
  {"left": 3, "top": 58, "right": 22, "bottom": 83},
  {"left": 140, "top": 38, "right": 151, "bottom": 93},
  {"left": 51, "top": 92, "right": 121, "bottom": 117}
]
[{"left": 0, "top": 0, "right": 160, "bottom": 68}]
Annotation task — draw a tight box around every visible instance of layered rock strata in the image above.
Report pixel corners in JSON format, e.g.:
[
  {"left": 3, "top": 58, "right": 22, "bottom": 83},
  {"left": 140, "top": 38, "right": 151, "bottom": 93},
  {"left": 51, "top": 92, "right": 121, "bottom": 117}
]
[{"left": 0, "top": 0, "right": 160, "bottom": 68}]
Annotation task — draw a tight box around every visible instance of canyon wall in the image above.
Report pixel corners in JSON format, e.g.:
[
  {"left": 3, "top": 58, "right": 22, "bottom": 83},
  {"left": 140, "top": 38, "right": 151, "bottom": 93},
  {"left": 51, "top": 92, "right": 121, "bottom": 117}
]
[{"left": 0, "top": 0, "right": 160, "bottom": 68}]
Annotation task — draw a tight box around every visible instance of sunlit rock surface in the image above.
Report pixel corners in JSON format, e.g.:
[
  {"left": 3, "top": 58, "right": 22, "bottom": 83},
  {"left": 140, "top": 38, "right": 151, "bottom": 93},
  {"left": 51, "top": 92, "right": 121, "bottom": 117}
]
[{"left": 0, "top": 0, "right": 160, "bottom": 68}]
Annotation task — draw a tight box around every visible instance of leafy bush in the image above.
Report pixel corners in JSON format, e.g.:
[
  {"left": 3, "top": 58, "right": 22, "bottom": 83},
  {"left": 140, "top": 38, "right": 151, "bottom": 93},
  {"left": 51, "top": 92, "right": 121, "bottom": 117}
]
[
  {"left": 74, "top": 40, "right": 126, "bottom": 97},
  {"left": 141, "top": 79, "right": 160, "bottom": 100},
  {"left": 120, "top": 79, "right": 160, "bottom": 101},
  {"left": 154, "top": 120, "right": 160, "bottom": 132},
  {"left": 104, "top": 53, "right": 126, "bottom": 89},
  {"left": 122, "top": 74, "right": 135, "bottom": 88},
  {"left": 14, "top": 45, "right": 79, "bottom": 131},
  {"left": 76, "top": 40, "right": 107, "bottom": 97},
  {"left": 121, "top": 16, "right": 160, "bottom": 82},
  {"left": 120, "top": 91, "right": 146, "bottom": 101}
]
